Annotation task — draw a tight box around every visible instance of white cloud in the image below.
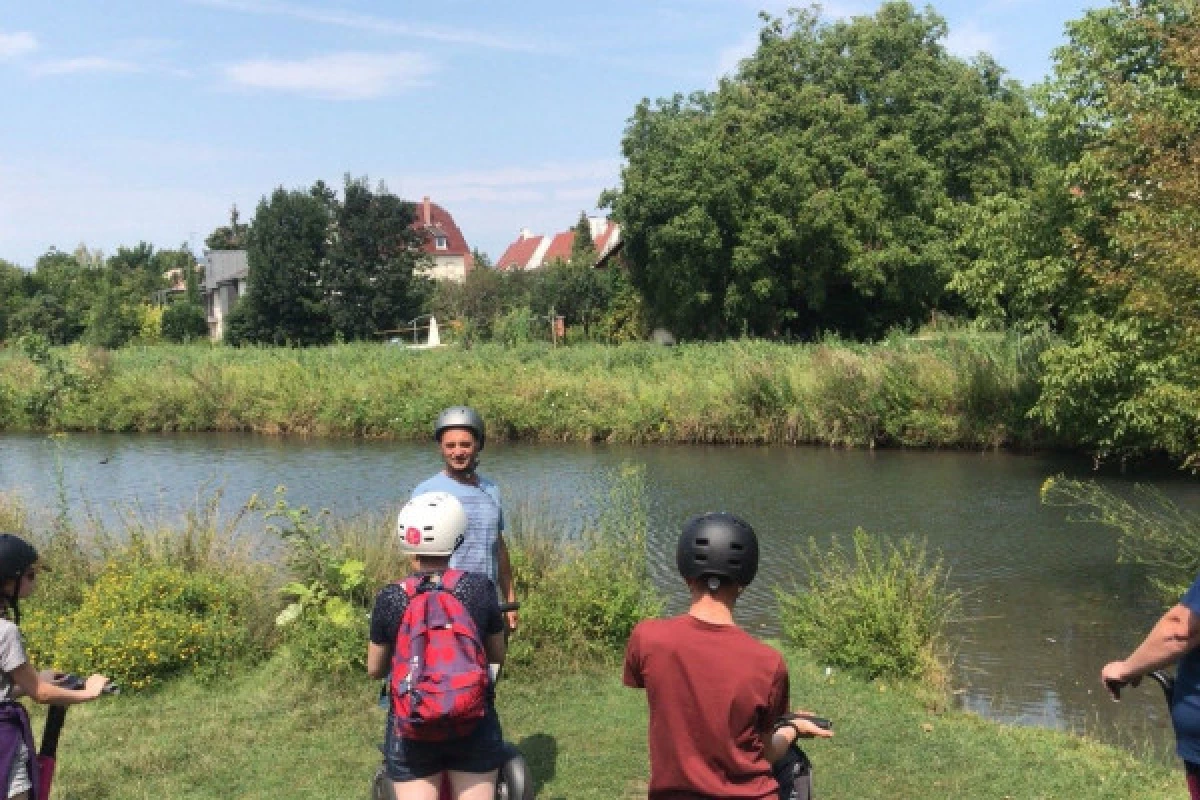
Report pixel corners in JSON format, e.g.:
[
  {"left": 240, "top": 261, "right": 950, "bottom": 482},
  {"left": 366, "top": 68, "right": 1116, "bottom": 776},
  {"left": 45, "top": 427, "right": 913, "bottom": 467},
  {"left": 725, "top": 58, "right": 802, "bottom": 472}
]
[
  {"left": 32, "top": 57, "right": 142, "bottom": 76},
  {"left": 0, "top": 31, "right": 37, "bottom": 59},
  {"left": 944, "top": 21, "right": 998, "bottom": 60},
  {"left": 224, "top": 52, "right": 435, "bottom": 99},
  {"left": 192, "top": 0, "right": 545, "bottom": 54}
]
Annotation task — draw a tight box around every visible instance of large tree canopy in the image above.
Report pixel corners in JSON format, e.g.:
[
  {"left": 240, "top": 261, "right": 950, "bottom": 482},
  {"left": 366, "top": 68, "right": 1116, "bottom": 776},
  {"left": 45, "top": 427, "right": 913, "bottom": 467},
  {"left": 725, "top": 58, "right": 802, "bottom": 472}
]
[
  {"left": 226, "top": 177, "right": 433, "bottom": 346},
  {"left": 604, "top": 2, "right": 1032, "bottom": 339},
  {"left": 1032, "top": 0, "right": 1200, "bottom": 466}
]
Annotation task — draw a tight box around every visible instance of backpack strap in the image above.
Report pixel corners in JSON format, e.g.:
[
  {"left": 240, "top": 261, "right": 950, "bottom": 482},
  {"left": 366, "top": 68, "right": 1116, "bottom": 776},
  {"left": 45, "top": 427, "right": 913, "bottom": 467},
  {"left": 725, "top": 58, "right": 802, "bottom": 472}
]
[{"left": 439, "top": 569, "right": 466, "bottom": 591}]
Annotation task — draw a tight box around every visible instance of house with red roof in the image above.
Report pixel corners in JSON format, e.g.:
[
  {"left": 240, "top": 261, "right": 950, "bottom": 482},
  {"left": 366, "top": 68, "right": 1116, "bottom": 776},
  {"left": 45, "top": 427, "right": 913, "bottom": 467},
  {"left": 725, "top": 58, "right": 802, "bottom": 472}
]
[
  {"left": 412, "top": 196, "right": 473, "bottom": 283},
  {"left": 495, "top": 216, "right": 621, "bottom": 271}
]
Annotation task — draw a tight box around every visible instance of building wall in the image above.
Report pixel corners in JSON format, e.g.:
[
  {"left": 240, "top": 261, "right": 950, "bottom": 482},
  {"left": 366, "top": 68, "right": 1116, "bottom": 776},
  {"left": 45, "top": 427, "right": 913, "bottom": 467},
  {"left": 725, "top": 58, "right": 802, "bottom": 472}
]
[{"left": 422, "top": 255, "right": 468, "bottom": 284}]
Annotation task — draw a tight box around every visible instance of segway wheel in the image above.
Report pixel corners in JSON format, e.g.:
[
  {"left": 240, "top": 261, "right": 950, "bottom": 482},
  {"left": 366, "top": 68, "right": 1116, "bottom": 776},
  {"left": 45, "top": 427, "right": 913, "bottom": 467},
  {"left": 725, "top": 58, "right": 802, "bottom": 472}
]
[
  {"left": 371, "top": 765, "right": 392, "bottom": 800},
  {"left": 496, "top": 745, "right": 533, "bottom": 800}
]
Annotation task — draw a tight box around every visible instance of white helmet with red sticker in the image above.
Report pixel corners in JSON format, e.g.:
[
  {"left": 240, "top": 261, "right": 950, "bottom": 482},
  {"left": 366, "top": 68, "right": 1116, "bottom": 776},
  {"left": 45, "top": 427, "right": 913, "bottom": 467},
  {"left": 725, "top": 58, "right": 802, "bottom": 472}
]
[{"left": 396, "top": 492, "right": 467, "bottom": 556}]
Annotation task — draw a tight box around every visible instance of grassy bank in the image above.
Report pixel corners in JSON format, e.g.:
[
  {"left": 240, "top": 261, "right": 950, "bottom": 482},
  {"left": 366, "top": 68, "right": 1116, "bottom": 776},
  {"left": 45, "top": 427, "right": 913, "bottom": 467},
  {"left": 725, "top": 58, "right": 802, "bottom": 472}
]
[
  {"left": 0, "top": 332, "right": 1053, "bottom": 448},
  {"left": 42, "top": 653, "right": 1177, "bottom": 800}
]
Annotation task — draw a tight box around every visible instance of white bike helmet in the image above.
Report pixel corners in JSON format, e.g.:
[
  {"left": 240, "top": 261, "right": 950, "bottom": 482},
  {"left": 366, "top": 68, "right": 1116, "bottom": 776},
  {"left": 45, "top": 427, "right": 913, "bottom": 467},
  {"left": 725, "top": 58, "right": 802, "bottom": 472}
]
[{"left": 397, "top": 492, "right": 468, "bottom": 556}]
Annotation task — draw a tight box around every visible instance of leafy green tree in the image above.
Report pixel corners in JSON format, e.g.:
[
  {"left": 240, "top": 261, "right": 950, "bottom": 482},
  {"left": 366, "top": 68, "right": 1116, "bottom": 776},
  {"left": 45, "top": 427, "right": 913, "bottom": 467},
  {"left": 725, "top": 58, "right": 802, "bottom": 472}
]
[
  {"left": 83, "top": 274, "right": 142, "bottom": 349},
  {"left": 9, "top": 294, "right": 70, "bottom": 345},
  {"left": 230, "top": 187, "right": 333, "bottom": 346},
  {"left": 205, "top": 205, "right": 249, "bottom": 250},
  {"left": 530, "top": 260, "right": 611, "bottom": 337},
  {"left": 23, "top": 250, "right": 97, "bottom": 343},
  {"left": 161, "top": 301, "right": 209, "bottom": 343},
  {"left": 604, "top": 2, "right": 1032, "bottom": 339},
  {"left": 1033, "top": 0, "right": 1200, "bottom": 466},
  {"left": 428, "top": 268, "right": 532, "bottom": 341},
  {"left": 0, "top": 259, "right": 26, "bottom": 342},
  {"left": 322, "top": 176, "right": 431, "bottom": 339},
  {"left": 569, "top": 212, "right": 596, "bottom": 267},
  {"left": 470, "top": 248, "right": 492, "bottom": 270}
]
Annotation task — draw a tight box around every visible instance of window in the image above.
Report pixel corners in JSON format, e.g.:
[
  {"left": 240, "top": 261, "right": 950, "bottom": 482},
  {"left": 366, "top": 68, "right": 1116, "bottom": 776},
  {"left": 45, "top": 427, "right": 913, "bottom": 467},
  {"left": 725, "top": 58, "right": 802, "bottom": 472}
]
[{"left": 435, "top": 235, "right": 448, "bottom": 250}]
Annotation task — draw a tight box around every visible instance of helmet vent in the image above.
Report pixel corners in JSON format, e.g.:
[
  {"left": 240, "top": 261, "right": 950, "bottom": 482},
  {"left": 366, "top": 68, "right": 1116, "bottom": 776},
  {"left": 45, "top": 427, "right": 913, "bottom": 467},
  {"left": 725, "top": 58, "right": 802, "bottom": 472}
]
[
  {"left": 695, "top": 538, "right": 710, "bottom": 546},
  {"left": 695, "top": 554, "right": 708, "bottom": 562},
  {"left": 730, "top": 542, "right": 744, "bottom": 551}
]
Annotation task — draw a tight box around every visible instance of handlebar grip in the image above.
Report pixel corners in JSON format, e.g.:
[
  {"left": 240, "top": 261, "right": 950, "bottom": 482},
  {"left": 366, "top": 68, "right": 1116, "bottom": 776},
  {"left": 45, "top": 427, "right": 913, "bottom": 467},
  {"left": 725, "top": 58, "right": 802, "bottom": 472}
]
[
  {"left": 498, "top": 602, "right": 520, "bottom": 613},
  {"left": 797, "top": 715, "right": 832, "bottom": 731},
  {"left": 54, "top": 673, "right": 119, "bottom": 695}
]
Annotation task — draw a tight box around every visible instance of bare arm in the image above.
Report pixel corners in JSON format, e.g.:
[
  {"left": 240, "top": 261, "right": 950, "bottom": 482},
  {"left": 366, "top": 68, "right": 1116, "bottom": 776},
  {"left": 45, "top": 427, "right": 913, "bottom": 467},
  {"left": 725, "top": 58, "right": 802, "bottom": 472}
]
[
  {"left": 9, "top": 664, "right": 107, "bottom": 705},
  {"left": 764, "top": 715, "right": 834, "bottom": 764},
  {"left": 1102, "top": 603, "right": 1200, "bottom": 696},
  {"left": 367, "top": 642, "right": 392, "bottom": 681},
  {"left": 497, "top": 534, "right": 518, "bottom": 631}
]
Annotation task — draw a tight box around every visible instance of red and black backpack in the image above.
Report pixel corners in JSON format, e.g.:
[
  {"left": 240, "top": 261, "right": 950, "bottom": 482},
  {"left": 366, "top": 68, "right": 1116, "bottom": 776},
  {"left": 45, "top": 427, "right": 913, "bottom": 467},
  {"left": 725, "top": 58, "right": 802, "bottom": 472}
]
[{"left": 390, "top": 570, "right": 490, "bottom": 741}]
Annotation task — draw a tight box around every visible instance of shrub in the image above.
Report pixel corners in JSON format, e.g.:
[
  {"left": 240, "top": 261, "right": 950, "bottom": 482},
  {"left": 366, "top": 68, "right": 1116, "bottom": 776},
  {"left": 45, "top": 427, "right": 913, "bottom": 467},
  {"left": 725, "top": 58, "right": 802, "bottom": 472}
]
[
  {"left": 161, "top": 301, "right": 209, "bottom": 343},
  {"left": 506, "top": 465, "right": 663, "bottom": 671},
  {"left": 268, "top": 488, "right": 372, "bottom": 676},
  {"left": 1041, "top": 475, "right": 1200, "bottom": 603},
  {"left": 26, "top": 559, "right": 254, "bottom": 690},
  {"left": 777, "top": 529, "right": 960, "bottom": 687}
]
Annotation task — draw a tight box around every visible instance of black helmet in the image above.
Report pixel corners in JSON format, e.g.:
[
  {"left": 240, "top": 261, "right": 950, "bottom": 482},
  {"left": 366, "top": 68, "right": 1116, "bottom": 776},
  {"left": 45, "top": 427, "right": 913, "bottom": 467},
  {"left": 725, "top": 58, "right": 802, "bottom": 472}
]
[
  {"left": 0, "top": 534, "right": 38, "bottom": 582},
  {"left": 434, "top": 406, "right": 486, "bottom": 450},
  {"left": 676, "top": 512, "right": 759, "bottom": 587}
]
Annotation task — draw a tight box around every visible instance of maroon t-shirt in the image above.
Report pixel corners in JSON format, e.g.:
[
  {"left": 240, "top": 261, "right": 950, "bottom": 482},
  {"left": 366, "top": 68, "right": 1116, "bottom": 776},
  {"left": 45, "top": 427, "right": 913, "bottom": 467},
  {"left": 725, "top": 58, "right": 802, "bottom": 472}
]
[{"left": 623, "top": 614, "right": 790, "bottom": 800}]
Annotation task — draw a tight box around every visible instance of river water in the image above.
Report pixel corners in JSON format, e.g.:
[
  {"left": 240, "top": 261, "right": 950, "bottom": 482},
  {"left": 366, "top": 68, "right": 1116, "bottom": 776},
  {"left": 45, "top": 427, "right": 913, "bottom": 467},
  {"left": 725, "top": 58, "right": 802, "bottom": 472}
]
[{"left": 3, "top": 432, "right": 1198, "bottom": 751}]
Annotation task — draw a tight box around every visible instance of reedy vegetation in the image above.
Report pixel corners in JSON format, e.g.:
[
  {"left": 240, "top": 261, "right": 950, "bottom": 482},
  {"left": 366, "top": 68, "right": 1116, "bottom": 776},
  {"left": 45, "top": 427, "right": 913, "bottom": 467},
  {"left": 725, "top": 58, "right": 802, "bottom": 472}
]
[
  {"left": 0, "top": 332, "right": 1051, "bottom": 449},
  {"left": 1042, "top": 475, "right": 1200, "bottom": 603}
]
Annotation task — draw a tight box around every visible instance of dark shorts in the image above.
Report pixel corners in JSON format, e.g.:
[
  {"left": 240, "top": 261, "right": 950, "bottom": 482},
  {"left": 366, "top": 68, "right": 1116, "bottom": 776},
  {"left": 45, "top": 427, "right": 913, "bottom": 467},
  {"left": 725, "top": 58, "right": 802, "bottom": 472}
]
[{"left": 384, "top": 707, "right": 506, "bottom": 782}]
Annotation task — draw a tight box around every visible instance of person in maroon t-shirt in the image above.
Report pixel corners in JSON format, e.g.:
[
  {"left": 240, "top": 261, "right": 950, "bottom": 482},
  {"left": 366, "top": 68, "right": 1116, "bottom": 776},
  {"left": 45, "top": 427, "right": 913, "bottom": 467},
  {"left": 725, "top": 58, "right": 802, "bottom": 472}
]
[{"left": 624, "top": 513, "right": 833, "bottom": 800}]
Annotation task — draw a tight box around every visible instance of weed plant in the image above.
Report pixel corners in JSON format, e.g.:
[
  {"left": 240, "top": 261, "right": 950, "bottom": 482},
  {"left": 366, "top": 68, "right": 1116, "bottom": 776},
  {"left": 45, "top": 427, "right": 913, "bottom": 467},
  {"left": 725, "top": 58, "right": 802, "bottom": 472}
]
[
  {"left": 1041, "top": 475, "right": 1200, "bottom": 602},
  {"left": 777, "top": 528, "right": 962, "bottom": 688},
  {"left": 505, "top": 465, "right": 663, "bottom": 672}
]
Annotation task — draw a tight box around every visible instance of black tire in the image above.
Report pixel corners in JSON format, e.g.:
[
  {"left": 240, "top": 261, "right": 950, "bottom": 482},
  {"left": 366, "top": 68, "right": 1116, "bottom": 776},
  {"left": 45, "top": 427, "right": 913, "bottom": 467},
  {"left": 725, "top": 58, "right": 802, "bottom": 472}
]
[
  {"left": 496, "top": 745, "right": 533, "bottom": 800},
  {"left": 371, "top": 765, "right": 393, "bottom": 800}
]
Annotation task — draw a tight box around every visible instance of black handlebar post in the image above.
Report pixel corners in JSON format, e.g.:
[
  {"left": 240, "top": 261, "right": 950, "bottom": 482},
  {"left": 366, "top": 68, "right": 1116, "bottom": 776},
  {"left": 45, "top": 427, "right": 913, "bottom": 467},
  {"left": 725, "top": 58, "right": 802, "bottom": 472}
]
[
  {"left": 38, "top": 674, "right": 118, "bottom": 760},
  {"left": 1149, "top": 670, "right": 1175, "bottom": 708}
]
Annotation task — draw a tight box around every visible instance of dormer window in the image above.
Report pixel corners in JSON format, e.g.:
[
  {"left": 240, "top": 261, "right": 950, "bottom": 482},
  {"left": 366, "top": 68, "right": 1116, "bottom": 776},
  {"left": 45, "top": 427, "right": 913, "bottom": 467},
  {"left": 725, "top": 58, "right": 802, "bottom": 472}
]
[{"left": 434, "top": 235, "right": 448, "bottom": 250}]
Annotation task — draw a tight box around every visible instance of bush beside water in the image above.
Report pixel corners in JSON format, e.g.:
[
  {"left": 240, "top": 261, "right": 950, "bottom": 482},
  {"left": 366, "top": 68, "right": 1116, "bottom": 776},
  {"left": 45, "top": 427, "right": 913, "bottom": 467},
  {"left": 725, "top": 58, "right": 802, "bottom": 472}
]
[
  {"left": 0, "top": 334, "right": 1050, "bottom": 449},
  {"left": 777, "top": 529, "right": 962, "bottom": 687}
]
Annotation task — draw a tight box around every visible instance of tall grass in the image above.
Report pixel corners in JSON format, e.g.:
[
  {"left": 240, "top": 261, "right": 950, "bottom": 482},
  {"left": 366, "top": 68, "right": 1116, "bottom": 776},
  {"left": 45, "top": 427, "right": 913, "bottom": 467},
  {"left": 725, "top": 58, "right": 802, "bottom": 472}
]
[
  {"left": 0, "top": 334, "right": 1052, "bottom": 449},
  {"left": 503, "top": 464, "right": 664, "bottom": 671},
  {"left": 1041, "top": 475, "right": 1200, "bottom": 602},
  {"left": 777, "top": 529, "right": 962, "bottom": 690}
]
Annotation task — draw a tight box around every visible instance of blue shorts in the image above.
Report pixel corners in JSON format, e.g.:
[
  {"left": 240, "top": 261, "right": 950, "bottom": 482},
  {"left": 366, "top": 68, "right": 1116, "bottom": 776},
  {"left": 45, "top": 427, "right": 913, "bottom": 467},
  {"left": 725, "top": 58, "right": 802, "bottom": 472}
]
[{"left": 384, "top": 707, "right": 506, "bottom": 781}]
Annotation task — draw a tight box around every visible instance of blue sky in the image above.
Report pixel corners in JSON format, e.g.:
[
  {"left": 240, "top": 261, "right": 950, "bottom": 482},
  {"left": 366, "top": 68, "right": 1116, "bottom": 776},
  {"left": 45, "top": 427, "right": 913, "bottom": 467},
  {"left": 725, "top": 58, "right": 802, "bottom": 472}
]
[{"left": 1, "top": 0, "right": 1101, "bottom": 268}]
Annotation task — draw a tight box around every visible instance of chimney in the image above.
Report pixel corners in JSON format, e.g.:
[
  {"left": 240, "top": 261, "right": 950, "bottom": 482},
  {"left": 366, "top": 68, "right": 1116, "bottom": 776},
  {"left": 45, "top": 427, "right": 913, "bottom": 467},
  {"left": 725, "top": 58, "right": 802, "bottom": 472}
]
[
  {"left": 423, "top": 196, "right": 431, "bottom": 226},
  {"left": 519, "top": 227, "right": 533, "bottom": 240}
]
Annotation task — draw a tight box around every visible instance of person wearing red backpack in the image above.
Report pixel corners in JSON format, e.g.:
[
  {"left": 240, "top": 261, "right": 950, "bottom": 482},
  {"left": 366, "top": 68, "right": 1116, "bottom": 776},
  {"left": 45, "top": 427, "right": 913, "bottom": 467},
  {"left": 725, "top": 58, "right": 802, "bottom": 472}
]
[{"left": 368, "top": 492, "right": 508, "bottom": 800}]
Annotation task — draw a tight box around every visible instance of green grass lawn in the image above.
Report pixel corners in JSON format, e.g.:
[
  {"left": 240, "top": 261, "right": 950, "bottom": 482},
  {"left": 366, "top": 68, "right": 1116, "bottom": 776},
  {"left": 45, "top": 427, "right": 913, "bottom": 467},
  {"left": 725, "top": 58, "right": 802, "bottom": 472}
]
[{"left": 40, "top": 652, "right": 1178, "bottom": 800}]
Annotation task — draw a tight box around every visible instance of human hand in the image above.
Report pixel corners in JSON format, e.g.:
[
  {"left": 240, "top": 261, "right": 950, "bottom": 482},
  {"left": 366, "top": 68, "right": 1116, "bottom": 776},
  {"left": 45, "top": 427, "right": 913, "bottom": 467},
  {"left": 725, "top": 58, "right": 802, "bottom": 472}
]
[
  {"left": 84, "top": 674, "right": 110, "bottom": 699},
  {"left": 505, "top": 609, "right": 519, "bottom": 633},
  {"left": 788, "top": 716, "right": 834, "bottom": 739},
  {"left": 1101, "top": 661, "right": 1140, "bottom": 700}
]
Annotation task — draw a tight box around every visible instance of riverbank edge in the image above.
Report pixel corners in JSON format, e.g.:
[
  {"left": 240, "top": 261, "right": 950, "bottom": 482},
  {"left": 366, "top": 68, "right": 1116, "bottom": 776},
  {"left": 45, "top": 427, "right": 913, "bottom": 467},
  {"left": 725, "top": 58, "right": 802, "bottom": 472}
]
[
  {"left": 40, "top": 650, "right": 1178, "bottom": 799},
  {"left": 0, "top": 336, "right": 1061, "bottom": 451}
]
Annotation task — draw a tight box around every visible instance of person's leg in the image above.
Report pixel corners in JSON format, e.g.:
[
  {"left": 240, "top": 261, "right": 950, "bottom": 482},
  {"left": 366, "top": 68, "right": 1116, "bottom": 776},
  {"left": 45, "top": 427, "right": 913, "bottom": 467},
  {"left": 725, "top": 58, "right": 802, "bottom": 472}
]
[
  {"left": 446, "top": 769, "right": 498, "bottom": 800},
  {"left": 389, "top": 775, "right": 442, "bottom": 800}
]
